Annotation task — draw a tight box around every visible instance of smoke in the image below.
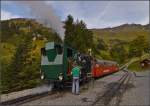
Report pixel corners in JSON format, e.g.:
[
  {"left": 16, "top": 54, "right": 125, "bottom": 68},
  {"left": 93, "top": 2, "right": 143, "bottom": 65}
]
[{"left": 17, "top": 1, "right": 65, "bottom": 40}]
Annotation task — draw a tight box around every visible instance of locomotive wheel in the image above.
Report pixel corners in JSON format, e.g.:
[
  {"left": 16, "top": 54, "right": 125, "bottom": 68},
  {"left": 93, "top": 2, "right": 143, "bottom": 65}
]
[{"left": 54, "top": 81, "right": 64, "bottom": 90}]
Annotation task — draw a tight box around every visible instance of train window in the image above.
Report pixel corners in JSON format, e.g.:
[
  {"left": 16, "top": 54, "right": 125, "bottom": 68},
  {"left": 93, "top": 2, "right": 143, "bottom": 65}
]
[
  {"left": 41, "top": 48, "right": 46, "bottom": 56},
  {"left": 55, "top": 44, "right": 63, "bottom": 54},
  {"left": 67, "top": 48, "right": 73, "bottom": 57}
]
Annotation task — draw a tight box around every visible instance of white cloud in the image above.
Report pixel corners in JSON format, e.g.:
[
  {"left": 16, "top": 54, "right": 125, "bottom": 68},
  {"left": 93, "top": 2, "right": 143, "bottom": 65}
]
[
  {"left": 1, "top": 10, "right": 21, "bottom": 20},
  {"left": 46, "top": 1, "right": 149, "bottom": 28}
]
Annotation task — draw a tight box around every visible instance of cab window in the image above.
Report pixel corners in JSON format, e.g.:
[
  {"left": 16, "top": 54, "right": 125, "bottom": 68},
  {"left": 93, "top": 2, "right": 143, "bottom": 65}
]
[
  {"left": 55, "top": 44, "right": 63, "bottom": 54},
  {"left": 41, "top": 48, "right": 46, "bottom": 56}
]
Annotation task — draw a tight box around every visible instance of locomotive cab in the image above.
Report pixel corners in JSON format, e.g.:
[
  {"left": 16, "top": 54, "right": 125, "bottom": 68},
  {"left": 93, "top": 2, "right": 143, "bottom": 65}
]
[
  {"left": 41, "top": 42, "right": 77, "bottom": 82},
  {"left": 41, "top": 42, "right": 63, "bottom": 81}
]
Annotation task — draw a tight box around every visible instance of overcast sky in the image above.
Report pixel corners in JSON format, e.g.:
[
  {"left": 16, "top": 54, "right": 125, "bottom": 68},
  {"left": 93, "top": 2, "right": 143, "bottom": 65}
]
[{"left": 1, "top": 1, "right": 149, "bottom": 28}]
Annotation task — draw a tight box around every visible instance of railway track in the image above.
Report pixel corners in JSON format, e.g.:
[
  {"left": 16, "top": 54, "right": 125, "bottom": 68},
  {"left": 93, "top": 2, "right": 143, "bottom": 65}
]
[
  {"left": 91, "top": 71, "right": 132, "bottom": 106},
  {"left": 0, "top": 90, "right": 64, "bottom": 106}
]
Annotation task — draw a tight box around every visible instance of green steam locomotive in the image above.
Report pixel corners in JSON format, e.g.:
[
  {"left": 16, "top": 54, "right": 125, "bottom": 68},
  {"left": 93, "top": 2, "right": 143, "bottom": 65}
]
[{"left": 40, "top": 42, "right": 92, "bottom": 84}]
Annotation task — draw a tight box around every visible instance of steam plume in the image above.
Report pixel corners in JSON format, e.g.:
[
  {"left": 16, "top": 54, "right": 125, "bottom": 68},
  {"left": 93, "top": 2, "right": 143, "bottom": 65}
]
[{"left": 17, "top": 1, "right": 65, "bottom": 40}]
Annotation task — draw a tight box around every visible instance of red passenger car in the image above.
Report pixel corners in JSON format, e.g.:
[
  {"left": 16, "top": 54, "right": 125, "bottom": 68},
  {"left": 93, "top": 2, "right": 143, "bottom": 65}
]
[{"left": 92, "top": 60, "right": 119, "bottom": 78}]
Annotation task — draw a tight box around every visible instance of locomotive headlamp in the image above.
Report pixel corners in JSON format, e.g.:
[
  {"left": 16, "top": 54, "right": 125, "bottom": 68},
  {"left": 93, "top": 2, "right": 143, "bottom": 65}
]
[
  {"left": 40, "top": 70, "right": 45, "bottom": 80},
  {"left": 41, "top": 74, "right": 44, "bottom": 80},
  {"left": 58, "top": 73, "right": 63, "bottom": 81}
]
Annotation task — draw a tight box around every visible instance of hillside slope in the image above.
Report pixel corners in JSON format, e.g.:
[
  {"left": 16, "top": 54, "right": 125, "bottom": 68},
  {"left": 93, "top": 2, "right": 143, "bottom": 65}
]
[
  {"left": 1, "top": 18, "right": 61, "bottom": 63},
  {"left": 91, "top": 23, "right": 149, "bottom": 42}
]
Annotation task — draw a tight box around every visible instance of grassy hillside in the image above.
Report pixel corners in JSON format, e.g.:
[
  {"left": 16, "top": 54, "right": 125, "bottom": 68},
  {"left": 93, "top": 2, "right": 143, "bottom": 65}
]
[
  {"left": 0, "top": 18, "right": 61, "bottom": 63},
  {"left": 91, "top": 24, "right": 149, "bottom": 43},
  {"left": 90, "top": 23, "right": 149, "bottom": 63}
]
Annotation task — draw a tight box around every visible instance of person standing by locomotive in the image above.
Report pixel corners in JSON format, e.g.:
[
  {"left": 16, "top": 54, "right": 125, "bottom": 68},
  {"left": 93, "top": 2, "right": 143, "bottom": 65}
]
[{"left": 71, "top": 62, "right": 81, "bottom": 95}]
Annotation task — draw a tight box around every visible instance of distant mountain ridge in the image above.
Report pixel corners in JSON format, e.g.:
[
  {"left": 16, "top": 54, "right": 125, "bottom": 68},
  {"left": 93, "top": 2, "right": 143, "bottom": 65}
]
[
  {"left": 91, "top": 23, "right": 149, "bottom": 30},
  {"left": 1, "top": 18, "right": 149, "bottom": 44},
  {"left": 3, "top": 18, "right": 149, "bottom": 31},
  {"left": 91, "top": 23, "right": 149, "bottom": 42}
]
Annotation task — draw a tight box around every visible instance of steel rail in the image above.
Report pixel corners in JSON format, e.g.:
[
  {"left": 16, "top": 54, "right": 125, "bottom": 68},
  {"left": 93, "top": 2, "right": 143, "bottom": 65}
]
[
  {"left": 0, "top": 90, "right": 64, "bottom": 106},
  {"left": 91, "top": 71, "right": 131, "bottom": 106}
]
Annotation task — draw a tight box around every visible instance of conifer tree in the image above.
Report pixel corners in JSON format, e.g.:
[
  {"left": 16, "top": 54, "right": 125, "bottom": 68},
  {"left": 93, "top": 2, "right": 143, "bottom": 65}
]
[
  {"left": 64, "top": 15, "right": 94, "bottom": 53},
  {"left": 5, "top": 33, "right": 32, "bottom": 92}
]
